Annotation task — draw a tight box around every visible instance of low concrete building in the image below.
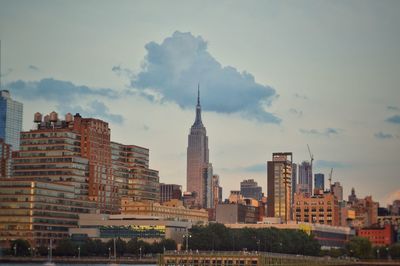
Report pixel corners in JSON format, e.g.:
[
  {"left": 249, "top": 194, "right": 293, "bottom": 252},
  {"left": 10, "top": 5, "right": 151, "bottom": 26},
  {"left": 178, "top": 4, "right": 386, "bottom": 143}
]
[
  {"left": 69, "top": 213, "right": 191, "bottom": 245},
  {"left": 216, "top": 203, "right": 258, "bottom": 224}
]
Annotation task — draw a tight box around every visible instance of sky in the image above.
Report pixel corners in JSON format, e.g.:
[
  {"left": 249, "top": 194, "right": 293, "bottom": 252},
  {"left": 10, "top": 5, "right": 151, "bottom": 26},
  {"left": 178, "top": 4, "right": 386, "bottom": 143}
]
[{"left": 0, "top": 0, "right": 399, "bottom": 205}]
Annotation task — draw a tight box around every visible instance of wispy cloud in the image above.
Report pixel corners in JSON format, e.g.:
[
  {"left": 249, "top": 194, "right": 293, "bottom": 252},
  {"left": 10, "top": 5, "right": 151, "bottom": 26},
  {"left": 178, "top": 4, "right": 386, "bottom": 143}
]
[
  {"left": 0, "top": 68, "right": 13, "bottom": 77},
  {"left": 294, "top": 93, "right": 308, "bottom": 100},
  {"left": 289, "top": 108, "right": 303, "bottom": 117},
  {"left": 314, "top": 160, "right": 350, "bottom": 169},
  {"left": 7, "top": 78, "right": 119, "bottom": 103},
  {"left": 7, "top": 78, "right": 123, "bottom": 124},
  {"left": 130, "top": 31, "right": 280, "bottom": 124},
  {"left": 57, "top": 100, "right": 124, "bottom": 125},
  {"left": 242, "top": 163, "right": 266, "bottom": 173},
  {"left": 386, "top": 115, "right": 400, "bottom": 124},
  {"left": 387, "top": 106, "right": 400, "bottom": 111},
  {"left": 374, "top": 132, "right": 393, "bottom": 139},
  {"left": 28, "top": 65, "right": 40, "bottom": 71},
  {"left": 299, "top": 128, "right": 340, "bottom": 137}
]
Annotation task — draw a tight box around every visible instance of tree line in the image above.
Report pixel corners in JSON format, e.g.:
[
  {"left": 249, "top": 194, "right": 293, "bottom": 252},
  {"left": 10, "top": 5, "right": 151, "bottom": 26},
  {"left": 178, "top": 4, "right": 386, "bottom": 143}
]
[
  {"left": 321, "top": 237, "right": 400, "bottom": 259},
  {"left": 3, "top": 237, "right": 177, "bottom": 257},
  {"left": 185, "top": 223, "right": 321, "bottom": 256}
]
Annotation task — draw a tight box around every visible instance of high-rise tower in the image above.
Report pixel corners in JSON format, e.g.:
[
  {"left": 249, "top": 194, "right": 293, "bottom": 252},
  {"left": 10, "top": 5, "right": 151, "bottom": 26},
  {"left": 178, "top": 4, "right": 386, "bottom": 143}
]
[
  {"left": 0, "top": 90, "right": 23, "bottom": 150},
  {"left": 186, "top": 86, "right": 212, "bottom": 208}
]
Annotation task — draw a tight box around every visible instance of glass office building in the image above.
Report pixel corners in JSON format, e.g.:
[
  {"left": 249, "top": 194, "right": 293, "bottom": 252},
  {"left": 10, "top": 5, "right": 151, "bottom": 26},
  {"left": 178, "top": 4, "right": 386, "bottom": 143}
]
[{"left": 0, "top": 90, "right": 23, "bottom": 150}]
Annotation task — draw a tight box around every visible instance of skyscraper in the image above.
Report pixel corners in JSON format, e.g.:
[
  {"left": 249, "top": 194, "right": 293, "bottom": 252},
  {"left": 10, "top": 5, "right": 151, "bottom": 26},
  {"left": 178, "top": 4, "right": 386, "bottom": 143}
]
[
  {"left": 0, "top": 90, "right": 23, "bottom": 150},
  {"left": 314, "top": 173, "right": 325, "bottom": 192},
  {"left": 298, "top": 161, "right": 312, "bottom": 196},
  {"left": 267, "top": 152, "right": 293, "bottom": 223},
  {"left": 187, "top": 87, "right": 212, "bottom": 208}
]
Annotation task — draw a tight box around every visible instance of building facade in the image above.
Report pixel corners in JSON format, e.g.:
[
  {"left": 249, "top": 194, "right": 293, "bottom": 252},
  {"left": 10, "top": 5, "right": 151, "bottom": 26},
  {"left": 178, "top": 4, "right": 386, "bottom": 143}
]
[
  {"left": 0, "top": 179, "right": 95, "bottom": 248},
  {"left": 0, "top": 139, "right": 11, "bottom": 178},
  {"left": 267, "top": 152, "right": 293, "bottom": 222},
  {"left": 331, "top": 182, "right": 343, "bottom": 202},
  {"left": 358, "top": 224, "right": 394, "bottom": 246},
  {"left": 211, "top": 175, "right": 222, "bottom": 209},
  {"left": 291, "top": 163, "right": 297, "bottom": 205},
  {"left": 298, "top": 161, "right": 312, "bottom": 196},
  {"left": 314, "top": 173, "right": 325, "bottom": 192},
  {"left": 240, "top": 179, "right": 262, "bottom": 201},
  {"left": 186, "top": 88, "right": 211, "bottom": 208},
  {"left": 0, "top": 90, "right": 23, "bottom": 150},
  {"left": 160, "top": 183, "right": 182, "bottom": 204},
  {"left": 111, "top": 142, "right": 159, "bottom": 207},
  {"left": 294, "top": 192, "right": 340, "bottom": 226},
  {"left": 121, "top": 198, "right": 208, "bottom": 224}
]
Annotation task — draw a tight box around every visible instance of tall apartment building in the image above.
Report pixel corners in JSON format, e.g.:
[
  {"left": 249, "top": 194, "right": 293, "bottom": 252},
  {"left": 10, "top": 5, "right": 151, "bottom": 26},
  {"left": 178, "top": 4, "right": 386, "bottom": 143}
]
[
  {"left": 0, "top": 90, "right": 23, "bottom": 150},
  {"left": 294, "top": 192, "right": 339, "bottom": 226},
  {"left": 240, "top": 179, "right": 262, "bottom": 201},
  {"left": 72, "top": 113, "right": 117, "bottom": 212},
  {"left": 186, "top": 88, "right": 212, "bottom": 208},
  {"left": 0, "top": 139, "right": 11, "bottom": 178},
  {"left": 267, "top": 152, "right": 293, "bottom": 223},
  {"left": 298, "top": 161, "right": 312, "bottom": 196},
  {"left": 111, "top": 142, "right": 159, "bottom": 206},
  {"left": 160, "top": 183, "right": 182, "bottom": 204}
]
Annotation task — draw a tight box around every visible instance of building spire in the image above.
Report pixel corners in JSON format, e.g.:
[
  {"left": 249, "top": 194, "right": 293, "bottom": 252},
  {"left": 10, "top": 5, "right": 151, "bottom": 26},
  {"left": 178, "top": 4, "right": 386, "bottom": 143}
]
[
  {"left": 197, "top": 83, "right": 200, "bottom": 106},
  {"left": 193, "top": 84, "right": 203, "bottom": 127}
]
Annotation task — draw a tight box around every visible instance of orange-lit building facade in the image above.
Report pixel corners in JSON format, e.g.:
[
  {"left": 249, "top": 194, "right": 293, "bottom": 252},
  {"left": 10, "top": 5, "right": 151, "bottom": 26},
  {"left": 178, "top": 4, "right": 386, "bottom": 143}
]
[
  {"left": 294, "top": 192, "right": 340, "bottom": 226},
  {"left": 358, "top": 224, "right": 394, "bottom": 246},
  {"left": 72, "top": 114, "right": 118, "bottom": 213}
]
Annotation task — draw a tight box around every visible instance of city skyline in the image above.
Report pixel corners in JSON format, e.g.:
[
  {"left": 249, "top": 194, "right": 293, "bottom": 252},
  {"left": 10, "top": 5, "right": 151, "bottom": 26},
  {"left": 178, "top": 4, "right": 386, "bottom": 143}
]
[{"left": 1, "top": 1, "right": 400, "bottom": 205}]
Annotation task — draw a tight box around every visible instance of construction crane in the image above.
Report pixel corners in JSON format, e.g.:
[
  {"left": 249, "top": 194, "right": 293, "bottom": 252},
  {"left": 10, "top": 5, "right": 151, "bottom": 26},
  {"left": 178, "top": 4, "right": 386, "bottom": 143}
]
[
  {"left": 329, "top": 168, "right": 333, "bottom": 188},
  {"left": 307, "top": 144, "right": 314, "bottom": 168}
]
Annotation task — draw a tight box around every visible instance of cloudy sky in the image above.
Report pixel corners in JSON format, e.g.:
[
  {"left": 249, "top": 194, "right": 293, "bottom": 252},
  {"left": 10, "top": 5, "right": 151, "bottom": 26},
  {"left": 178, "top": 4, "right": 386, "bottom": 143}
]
[{"left": 1, "top": 0, "right": 399, "bottom": 205}]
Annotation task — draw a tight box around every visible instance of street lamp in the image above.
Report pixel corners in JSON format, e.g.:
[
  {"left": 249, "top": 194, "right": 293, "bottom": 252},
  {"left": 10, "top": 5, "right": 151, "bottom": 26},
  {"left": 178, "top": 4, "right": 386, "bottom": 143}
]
[
  {"left": 13, "top": 244, "right": 17, "bottom": 256},
  {"left": 78, "top": 246, "right": 81, "bottom": 259},
  {"left": 28, "top": 247, "right": 31, "bottom": 257},
  {"left": 377, "top": 248, "right": 380, "bottom": 259},
  {"left": 386, "top": 247, "right": 390, "bottom": 260},
  {"left": 139, "top": 247, "right": 142, "bottom": 260},
  {"left": 108, "top": 247, "right": 111, "bottom": 259},
  {"left": 184, "top": 233, "right": 192, "bottom": 251}
]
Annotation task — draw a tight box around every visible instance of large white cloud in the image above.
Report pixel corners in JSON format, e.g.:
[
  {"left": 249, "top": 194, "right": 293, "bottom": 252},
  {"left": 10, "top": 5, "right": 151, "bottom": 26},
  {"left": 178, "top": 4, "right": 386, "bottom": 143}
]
[{"left": 131, "top": 31, "right": 280, "bottom": 124}]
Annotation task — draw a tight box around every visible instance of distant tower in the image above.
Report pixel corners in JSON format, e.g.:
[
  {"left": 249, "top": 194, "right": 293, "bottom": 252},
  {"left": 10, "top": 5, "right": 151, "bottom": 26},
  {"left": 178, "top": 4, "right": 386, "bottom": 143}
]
[
  {"left": 0, "top": 90, "right": 23, "bottom": 150},
  {"left": 314, "top": 173, "right": 325, "bottom": 194},
  {"left": 186, "top": 86, "right": 212, "bottom": 208},
  {"left": 298, "top": 161, "right": 312, "bottom": 196}
]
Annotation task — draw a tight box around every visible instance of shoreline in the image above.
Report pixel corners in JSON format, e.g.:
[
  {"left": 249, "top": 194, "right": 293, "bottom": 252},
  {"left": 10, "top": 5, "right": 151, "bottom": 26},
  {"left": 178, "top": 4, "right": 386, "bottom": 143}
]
[{"left": 0, "top": 256, "right": 157, "bottom": 264}]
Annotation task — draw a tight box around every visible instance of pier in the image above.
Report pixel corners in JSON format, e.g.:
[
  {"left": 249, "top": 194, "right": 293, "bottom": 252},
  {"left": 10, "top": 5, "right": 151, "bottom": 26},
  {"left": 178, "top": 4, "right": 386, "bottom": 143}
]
[{"left": 158, "top": 251, "right": 353, "bottom": 266}]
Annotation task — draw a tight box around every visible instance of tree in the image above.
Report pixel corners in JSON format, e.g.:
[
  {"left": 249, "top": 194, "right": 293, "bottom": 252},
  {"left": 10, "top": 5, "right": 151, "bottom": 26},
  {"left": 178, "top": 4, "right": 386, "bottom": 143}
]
[
  {"left": 10, "top": 239, "right": 31, "bottom": 256},
  {"left": 54, "top": 238, "right": 77, "bottom": 256},
  {"left": 346, "top": 237, "right": 372, "bottom": 259},
  {"left": 106, "top": 238, "right": 126, "bottom": 256},
  {"left": 389, "top": 243, "right": 400, "bottom": 259}
]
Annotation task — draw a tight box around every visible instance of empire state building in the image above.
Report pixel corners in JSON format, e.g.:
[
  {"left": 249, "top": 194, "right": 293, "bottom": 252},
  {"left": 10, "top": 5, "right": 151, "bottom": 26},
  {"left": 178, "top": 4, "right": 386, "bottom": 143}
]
[{"left": 186, "top": 87, "right": 213, "bottom": 208}]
